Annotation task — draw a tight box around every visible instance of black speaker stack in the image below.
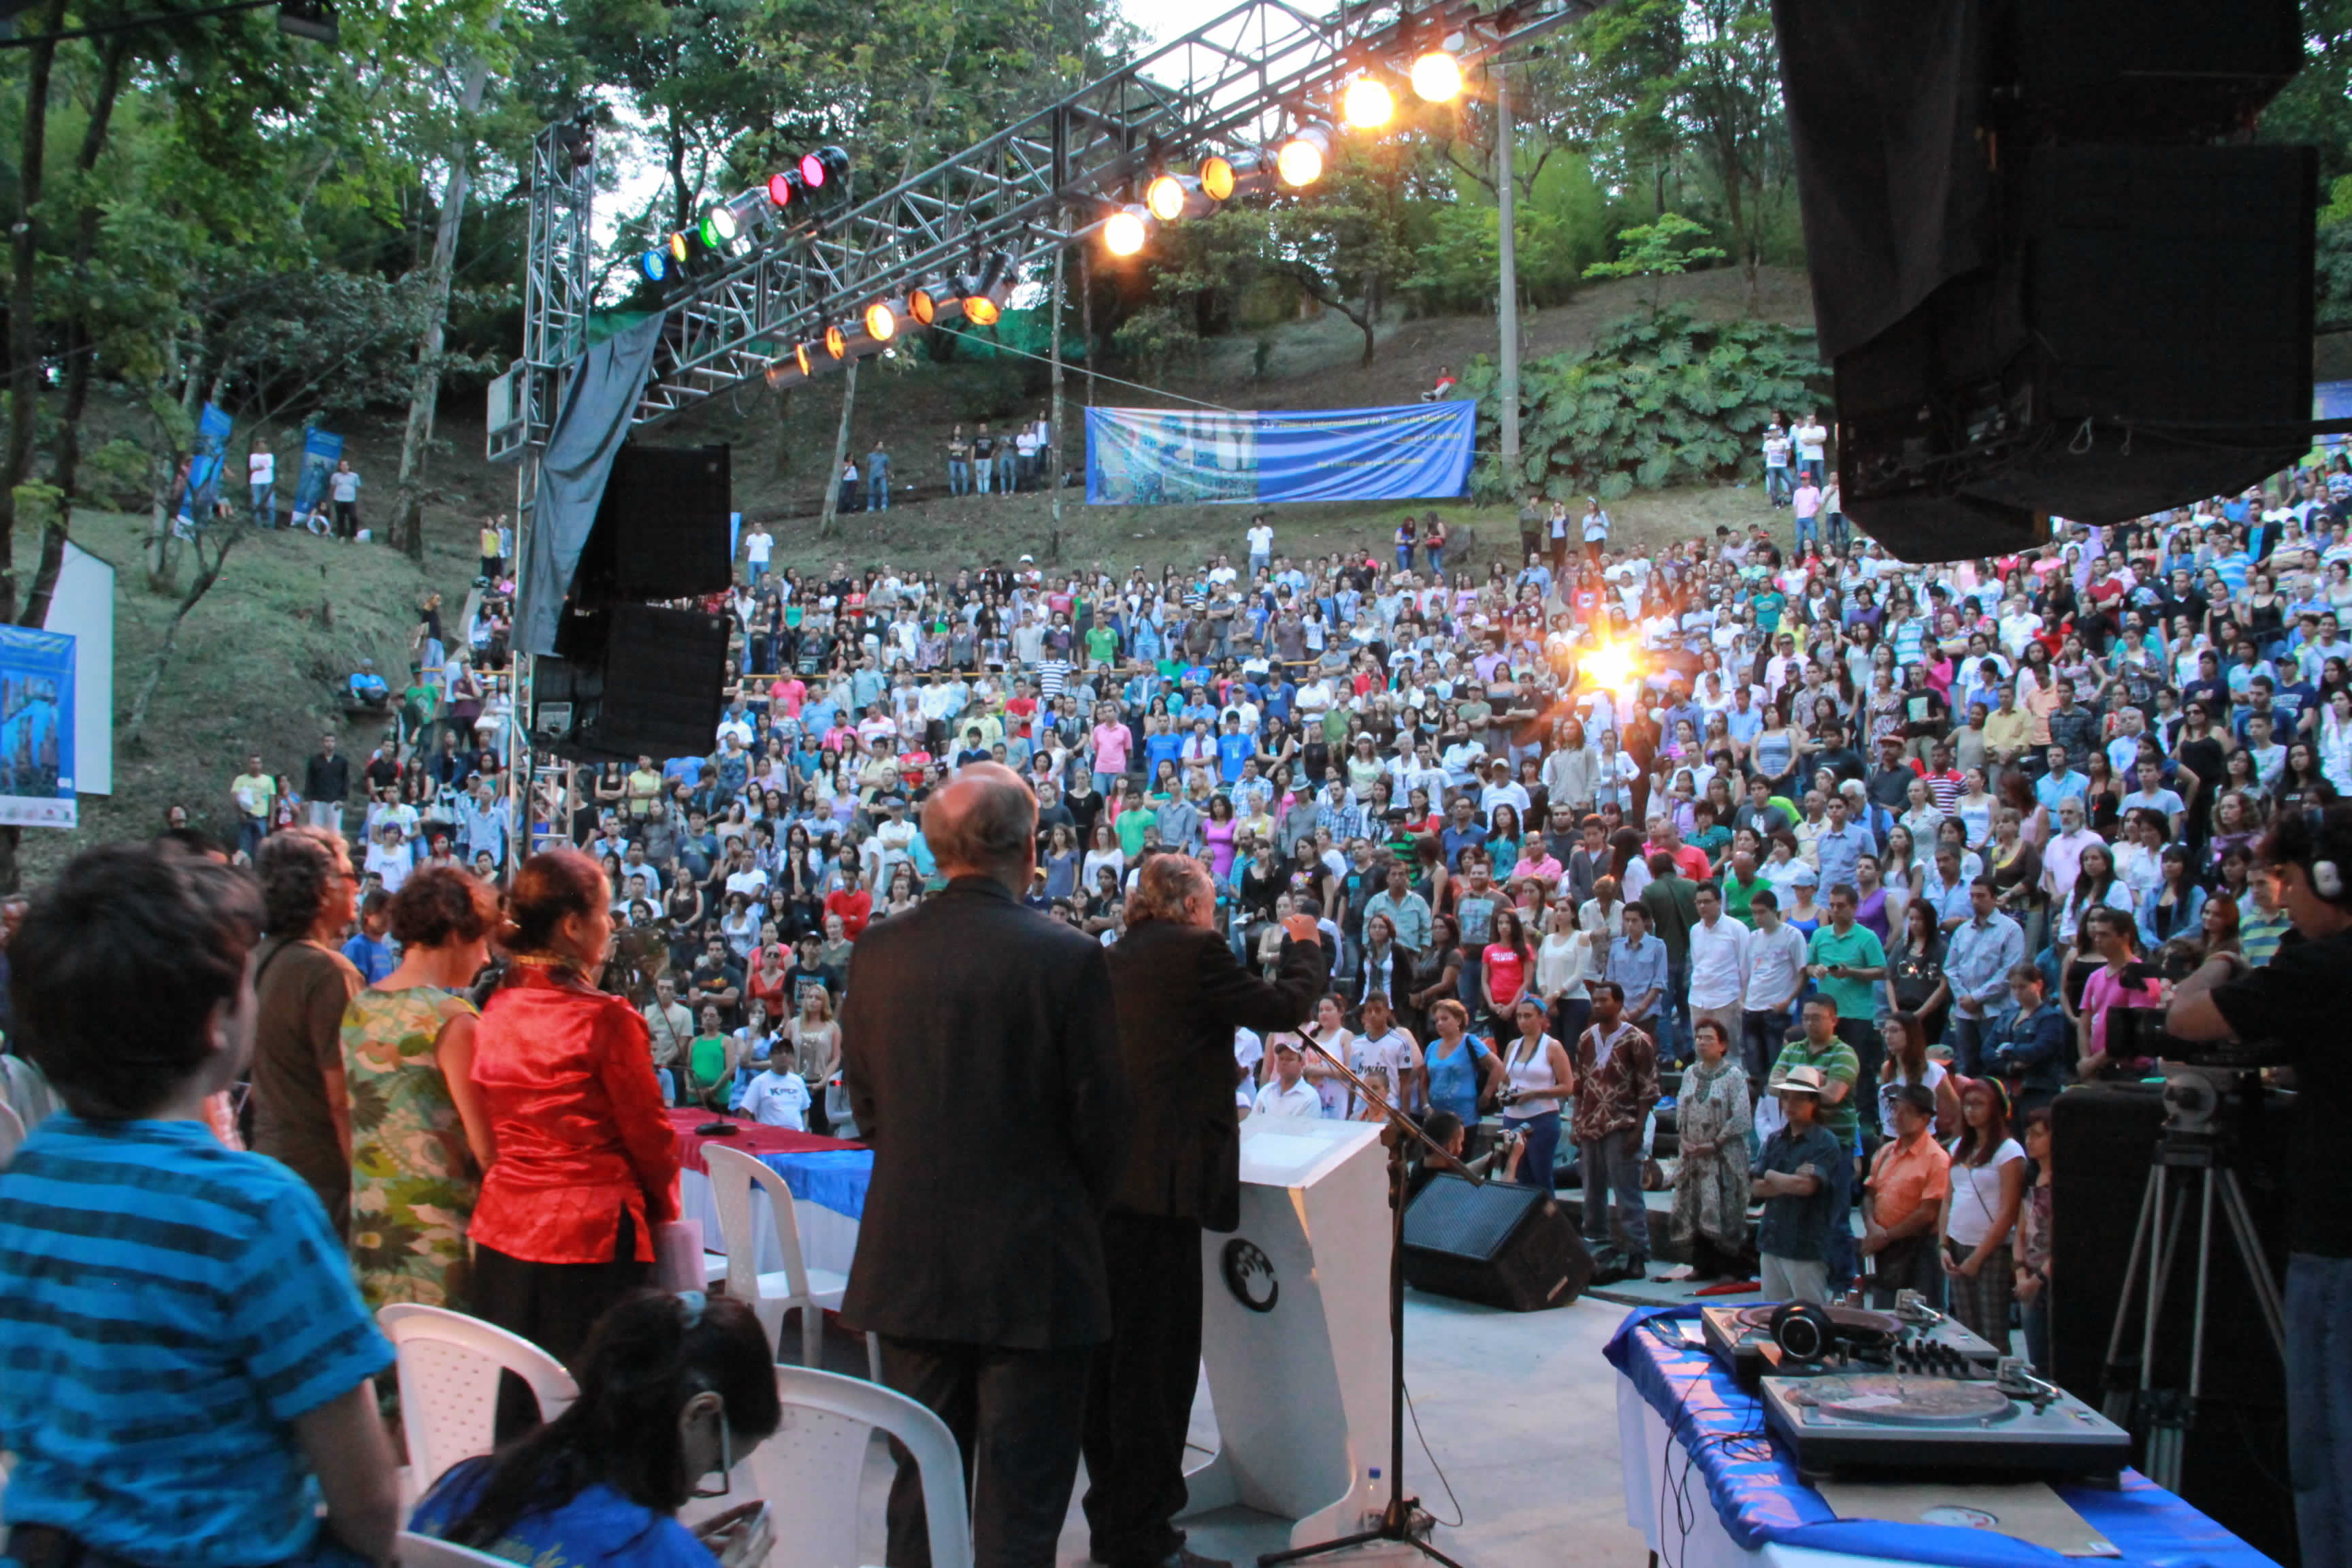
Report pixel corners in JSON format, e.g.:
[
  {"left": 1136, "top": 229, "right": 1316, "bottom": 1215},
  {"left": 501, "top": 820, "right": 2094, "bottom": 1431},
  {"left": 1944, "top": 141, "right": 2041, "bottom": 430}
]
[
  {"left": 1773, "top": 0, "right": 2314, "bottom": 562},
  {"left": 2048, "top": 1083, "right": 2298, "bottom": 1567},
  {"left": 1401, "top": 1173, "right": 1592, "bottom": 1311},
  {"left": 534, "top": 444, "right": 735, "bottom": 763}
]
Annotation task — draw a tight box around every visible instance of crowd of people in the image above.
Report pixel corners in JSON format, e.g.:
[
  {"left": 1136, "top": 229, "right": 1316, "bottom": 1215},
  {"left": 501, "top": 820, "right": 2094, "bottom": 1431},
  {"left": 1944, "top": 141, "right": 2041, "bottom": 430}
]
[{"left": 5, "top": 419, "right": 2352, "bottom": 1566}]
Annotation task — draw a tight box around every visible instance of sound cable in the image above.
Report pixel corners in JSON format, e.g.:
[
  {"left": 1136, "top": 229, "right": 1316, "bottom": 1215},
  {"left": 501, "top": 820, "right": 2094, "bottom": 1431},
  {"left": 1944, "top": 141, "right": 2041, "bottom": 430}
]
[{"left": 1400, "top": 1377, "right": 1465, "bottom": 1530}]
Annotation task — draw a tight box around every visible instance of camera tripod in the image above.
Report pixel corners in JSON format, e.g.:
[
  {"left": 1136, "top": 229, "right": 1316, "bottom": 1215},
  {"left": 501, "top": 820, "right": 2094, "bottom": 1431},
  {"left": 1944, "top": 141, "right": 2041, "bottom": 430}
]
[
  {"left": 1257, "top": 1040, "right": 1481, "bottom": 1568},
  {"left": 2097, "top": 1081, "right": 2287, "bottom": 1494}
]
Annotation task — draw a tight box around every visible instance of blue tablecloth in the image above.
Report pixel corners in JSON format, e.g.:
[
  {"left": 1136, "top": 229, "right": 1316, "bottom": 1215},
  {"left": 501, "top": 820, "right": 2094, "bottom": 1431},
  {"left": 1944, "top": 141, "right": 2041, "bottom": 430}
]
[
  {"left": 1605, "top": 1306, "right": 2276, "bottom": 1568},
  {"left": 759, "top": 1149, "right": 870, "bottom": 1220}
]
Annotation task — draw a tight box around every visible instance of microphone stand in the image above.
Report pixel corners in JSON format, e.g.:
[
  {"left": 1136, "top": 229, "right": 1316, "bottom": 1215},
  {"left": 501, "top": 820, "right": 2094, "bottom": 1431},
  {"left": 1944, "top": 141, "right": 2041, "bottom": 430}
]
[{"left": 1257, "top": 1038, "right": 1482, "bottom": 1568}]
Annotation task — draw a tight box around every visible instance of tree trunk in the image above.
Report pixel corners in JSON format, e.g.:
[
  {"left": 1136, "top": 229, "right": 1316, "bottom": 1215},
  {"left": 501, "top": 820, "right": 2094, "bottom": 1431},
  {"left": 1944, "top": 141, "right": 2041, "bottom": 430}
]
[
  {"left": 22, "top": 33, "right": 129, "bottom": 631},
  {"left": 816, "top": 359, "right": 859, "bottom": 540},
  {"left": 0, "top": 0, "right": 69, "bottom": 627},
  {"left": 391, "top": 51, "right": 495, "bottom": 561},
  {"left": 127, "top": 530, "right": 240, "bottom": 747}
]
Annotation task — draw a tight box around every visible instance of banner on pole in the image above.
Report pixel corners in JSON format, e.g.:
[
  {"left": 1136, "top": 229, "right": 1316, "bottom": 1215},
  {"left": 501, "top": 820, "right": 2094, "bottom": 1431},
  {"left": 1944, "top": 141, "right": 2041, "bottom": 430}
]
[
  {"left": 289, "top": 427, "right": 344, "bottom": 527},
  {"left": 1083, "top": 402, "right": 1475, "bottom": 506},
  {"left": 0, "top": 625, "right": 76, "bottom": 828},
  {"left": 177, "top": 401, "right": 234, "bottom": 534}
]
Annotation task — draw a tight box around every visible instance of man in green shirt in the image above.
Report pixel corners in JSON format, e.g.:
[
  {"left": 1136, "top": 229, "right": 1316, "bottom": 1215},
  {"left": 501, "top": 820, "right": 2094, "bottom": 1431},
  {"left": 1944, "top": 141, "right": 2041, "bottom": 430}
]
[
  {"left": 1769, "top": 994, "right": 1863, "bottom": 1293},
  {"left": 1804, "top": 883, "right": 1887, "bottom": 1126},
  {"left": 229, "top": 755, "right": 276, "bottom": 860},
  {"left": 1719, "top": 847, "right": 1767, "bottom": 927},
  {"left": 1084, "top": 621, "right": 1117, "bottom": 669}
]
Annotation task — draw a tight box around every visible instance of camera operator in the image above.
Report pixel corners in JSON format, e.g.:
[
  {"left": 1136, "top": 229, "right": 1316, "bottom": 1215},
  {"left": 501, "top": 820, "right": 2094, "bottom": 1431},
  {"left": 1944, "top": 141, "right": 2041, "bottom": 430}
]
[{"left": 2165, "top": 804, "right": 2352, "bottom": 1568}]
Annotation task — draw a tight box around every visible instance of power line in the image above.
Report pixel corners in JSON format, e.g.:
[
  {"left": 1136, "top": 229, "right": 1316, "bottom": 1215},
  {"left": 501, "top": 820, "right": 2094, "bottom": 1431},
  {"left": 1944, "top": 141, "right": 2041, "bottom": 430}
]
[{"left": 926, "top": 323, "right": 1245, "bottom": 414}]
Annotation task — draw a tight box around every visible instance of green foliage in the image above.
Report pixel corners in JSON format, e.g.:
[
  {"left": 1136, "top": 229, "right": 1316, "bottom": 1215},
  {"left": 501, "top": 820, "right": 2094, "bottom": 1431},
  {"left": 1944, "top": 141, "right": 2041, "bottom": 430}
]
[
  {"left": 1583, "top": 212, "right": 1727, "bottom": 316},
  {"left": 1407, "top": 152, "right": 1620, "bottom": 314},
  {"left": 1454, "top": 305, "right": 1825, "bottom": 504}
]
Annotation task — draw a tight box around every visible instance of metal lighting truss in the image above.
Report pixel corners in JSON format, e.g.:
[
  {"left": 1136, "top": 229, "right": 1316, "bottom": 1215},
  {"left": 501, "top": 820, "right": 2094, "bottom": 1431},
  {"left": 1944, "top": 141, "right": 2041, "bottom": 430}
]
[{"left": 626, "top": 0, "right": 1584, "bottom": 427}]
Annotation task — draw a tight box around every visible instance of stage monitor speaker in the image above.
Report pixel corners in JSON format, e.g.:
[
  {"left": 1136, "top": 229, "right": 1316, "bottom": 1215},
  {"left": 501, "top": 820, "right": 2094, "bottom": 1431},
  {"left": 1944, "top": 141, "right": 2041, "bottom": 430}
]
[
  {"left": 531, "top": 602, "right": 730, "bottom": 764},
  {"left": 1401, "top": 1174, "right": 1590, "bottom": 1311},
  {"left": 2048, "top": 1083, "right": 2296, "bottom": 1567},
  {"left": 574, "top": 443, "right": 732, "bottom": 602}
]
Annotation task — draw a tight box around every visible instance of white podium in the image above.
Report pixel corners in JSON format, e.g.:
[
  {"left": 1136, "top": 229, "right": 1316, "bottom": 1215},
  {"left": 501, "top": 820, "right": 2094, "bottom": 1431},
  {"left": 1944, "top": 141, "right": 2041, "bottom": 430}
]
[{"left": 1179, "top": 1115, "right": 1392, "bottom": 1550}]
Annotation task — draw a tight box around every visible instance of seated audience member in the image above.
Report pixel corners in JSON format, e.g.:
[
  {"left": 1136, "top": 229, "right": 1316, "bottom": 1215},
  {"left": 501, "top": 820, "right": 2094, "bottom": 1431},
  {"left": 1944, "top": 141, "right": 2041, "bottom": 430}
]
[
  {"left": 0, "top": 844, "right": 400, "bottom": 1567},
  {"left": 348, "top": 658, "right": 390, "bottom": 710},
  {"left": 410, "top": 1290, "right": 782, "bottom": 1567},
  {"left": 738, "top": 1052, "right": 812, "bottom": 1129}
]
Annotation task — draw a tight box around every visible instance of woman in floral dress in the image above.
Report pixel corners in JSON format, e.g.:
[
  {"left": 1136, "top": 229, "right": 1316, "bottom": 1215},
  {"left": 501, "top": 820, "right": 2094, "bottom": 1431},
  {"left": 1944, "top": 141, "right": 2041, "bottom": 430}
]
[
  {"left": 1670, "top": 1018, "right": 1752, "bottom": 1280},
  {"left": 342, "top": 866, "right": 501, "bottom": 1309}
]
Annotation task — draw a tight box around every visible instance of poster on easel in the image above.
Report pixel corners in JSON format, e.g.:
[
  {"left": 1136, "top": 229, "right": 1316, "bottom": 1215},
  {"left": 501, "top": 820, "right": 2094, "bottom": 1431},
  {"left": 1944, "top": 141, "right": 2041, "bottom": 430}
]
[
  {"left": 175, "top": 401, "right": 234, "bottom": 537},
  {"left": 0, "top": 626, "right": 76, "bottom": 828}
]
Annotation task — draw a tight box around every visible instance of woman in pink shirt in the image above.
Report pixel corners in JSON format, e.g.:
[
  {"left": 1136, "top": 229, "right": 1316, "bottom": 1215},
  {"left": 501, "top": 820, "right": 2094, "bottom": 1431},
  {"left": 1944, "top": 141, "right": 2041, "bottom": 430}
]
[{"left": 1089, "top": 702, "right": 1132, "bottom": 795}]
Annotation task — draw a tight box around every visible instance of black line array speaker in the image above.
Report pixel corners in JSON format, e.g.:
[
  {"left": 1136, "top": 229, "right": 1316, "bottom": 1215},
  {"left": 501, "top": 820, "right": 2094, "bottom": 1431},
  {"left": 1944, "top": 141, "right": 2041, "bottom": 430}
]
[
  {"left": 575, "top": 443, "right": 733, "bottom": 601},
  {"left": 1772, "top": 0, "right": 2314, "bottom": 564},
  {"left": 2048, "top": 1083, "right": 2297, "bottom": 1566},
  {"left": 531, "top": 603, "right": 730, "bottom": 764},
  {"left": 1401, "top": 1174, "right": 1590, "bottom": 1311}
]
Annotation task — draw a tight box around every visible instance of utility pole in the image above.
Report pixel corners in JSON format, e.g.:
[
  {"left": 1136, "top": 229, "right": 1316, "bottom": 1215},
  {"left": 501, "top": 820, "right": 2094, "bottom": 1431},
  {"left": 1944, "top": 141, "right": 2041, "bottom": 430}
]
[
  {"left": 1048, "top": 235, "right": 1066, "bottom": 561},
  {"left": 1497, "top": 57, "right": 1520, "bottom": 481}
]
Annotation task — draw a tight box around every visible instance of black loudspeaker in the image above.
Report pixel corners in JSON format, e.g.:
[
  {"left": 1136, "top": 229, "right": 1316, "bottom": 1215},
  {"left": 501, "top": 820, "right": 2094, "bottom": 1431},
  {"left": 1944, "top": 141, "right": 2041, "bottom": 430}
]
[
  {"left": 532, "top": 603, "right": 730, "bottom": 764},
  {"left": 1773, "top": 0, "right": 2315, "bottom": 564},
  {"left": 1401, "top": 1174, "right": 1590, "bottom": 1311},
  {"left": 2048, "top": 1084, "right": 2297, "bottom": 1567},
  {"left": 574, "top": 444, "right": 733, "bottom": 601}
]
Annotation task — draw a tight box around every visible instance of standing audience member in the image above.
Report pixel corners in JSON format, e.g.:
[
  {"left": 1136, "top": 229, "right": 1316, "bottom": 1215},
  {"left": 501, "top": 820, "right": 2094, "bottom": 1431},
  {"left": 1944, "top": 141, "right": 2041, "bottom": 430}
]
[
  {"left": 470, "top": 849, "right": 681, "bottom": 1429},
  {"left": 1940, "top": 1077, "right": 2026, "bottom": 1346},
  {"left": 1570, "top": 980, "right": 1660, "bottom": 1284},
  {"left": 2014, "top": 1107, "right": 2055, "bottom": 1375},
  {"left": 840, "top": 764, "right": 1130, "bottom": 1568},
  {"left": 1861, "top": 1081, "right": 1951, "bottom": 1307},
  {"left": 1669, "top": 1017, "right": 1750, "bottom": 1281},
  {"left": 0, "top": 844, "right": 400, "bottom": 1568},
  {"left": 250, "top": 826, "right": 364, "bottom": 1239},
  {"left": 1752, "top": 1064, "right": 1842, "bottom": 1305},
  {"left": 341, "top": 866, "right": 499, "bottom": 1309}
]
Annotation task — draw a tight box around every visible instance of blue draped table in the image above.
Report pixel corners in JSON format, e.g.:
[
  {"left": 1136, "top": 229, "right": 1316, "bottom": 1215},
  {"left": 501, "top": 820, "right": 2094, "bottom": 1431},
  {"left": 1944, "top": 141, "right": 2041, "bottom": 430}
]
[{"left": 1606, "top": 1306, "right": 2276, "bottom": 1568}]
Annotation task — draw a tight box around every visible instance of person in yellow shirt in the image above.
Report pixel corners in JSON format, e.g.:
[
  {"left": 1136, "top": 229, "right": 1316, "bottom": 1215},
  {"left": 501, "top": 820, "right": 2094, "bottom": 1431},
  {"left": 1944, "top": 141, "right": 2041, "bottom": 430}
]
[
  {"left": 477, "top": 517, "right": 503, "bottom": 583},
  {"left": 1983, "top": 683, "right": 2036, "bottom": 787}
]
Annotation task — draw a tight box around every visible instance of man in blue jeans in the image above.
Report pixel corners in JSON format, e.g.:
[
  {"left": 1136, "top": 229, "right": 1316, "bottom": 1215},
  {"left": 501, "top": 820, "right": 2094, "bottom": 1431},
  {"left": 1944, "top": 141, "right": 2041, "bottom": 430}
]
[
  {"left": 1570, "top": 981, "right": 1661, "bottom": 1284},
  {"left": 2166, "top": 806, "right": 2352, "bottom": 1568},
  {"left": 865, "top": 440, "right": 891, "bottom": 510}
]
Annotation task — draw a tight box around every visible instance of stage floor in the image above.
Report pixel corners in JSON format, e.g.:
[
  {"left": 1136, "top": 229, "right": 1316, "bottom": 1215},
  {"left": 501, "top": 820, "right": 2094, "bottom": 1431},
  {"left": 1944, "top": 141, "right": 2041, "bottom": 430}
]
[{"left": 815, "top": 1286, "right": 1701, "bottom": 1568}]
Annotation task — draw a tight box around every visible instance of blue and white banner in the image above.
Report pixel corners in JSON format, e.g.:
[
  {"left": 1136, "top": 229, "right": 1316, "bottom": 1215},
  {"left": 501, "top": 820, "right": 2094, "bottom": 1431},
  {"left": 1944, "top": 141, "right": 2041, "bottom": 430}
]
[
  {"left": 0, "top": 625, "right": 76, "bottom": 828},
  {"left": 176, "top": 400, "right": 234, "bottom": 533},
  {"left": 1084, "top": 401, "right": 1475, "bottom": 506},
  {"left": 289, "top": 427, "right": 342, "bottom": 525}
]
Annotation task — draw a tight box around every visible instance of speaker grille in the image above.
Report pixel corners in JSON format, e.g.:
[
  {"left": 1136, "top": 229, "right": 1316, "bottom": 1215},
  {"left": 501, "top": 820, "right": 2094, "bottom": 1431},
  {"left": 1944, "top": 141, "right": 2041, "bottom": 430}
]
[{"left": 1401, "top": 1175, "right": 1543, "bottom": 1259}]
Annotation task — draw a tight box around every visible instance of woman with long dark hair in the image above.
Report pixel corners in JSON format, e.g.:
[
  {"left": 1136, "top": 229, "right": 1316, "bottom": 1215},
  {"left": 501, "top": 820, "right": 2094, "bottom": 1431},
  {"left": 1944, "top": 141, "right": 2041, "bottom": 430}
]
[
  {"left": 1940, "top": 1077, "right": 2026, "bottom": 1344},
  {"left": 411, "top": 1290, "right": 783, "bottom": 1566},
  {"left": 470, "top": 849, "right": 680, "bottom": 1424}
]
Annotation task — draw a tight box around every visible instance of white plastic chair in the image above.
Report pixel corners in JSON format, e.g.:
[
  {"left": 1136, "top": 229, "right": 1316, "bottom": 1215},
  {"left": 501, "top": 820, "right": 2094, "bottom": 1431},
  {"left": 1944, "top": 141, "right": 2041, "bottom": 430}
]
[
  {"left": 395, "top": 1532, "right": 514, "bottom": 1567},
  {"left": 704, "top": 1143, "right": 880, "bottom": 1379},
  {"left": 742, "top": 1365, "right": 972, "bottom": 1568},
  {"left": 0, "top": 1100, "right": 24, "bottom": 1169},
  {"left": 377, "top": 1304, "right": 578, "bottom": 1511}
]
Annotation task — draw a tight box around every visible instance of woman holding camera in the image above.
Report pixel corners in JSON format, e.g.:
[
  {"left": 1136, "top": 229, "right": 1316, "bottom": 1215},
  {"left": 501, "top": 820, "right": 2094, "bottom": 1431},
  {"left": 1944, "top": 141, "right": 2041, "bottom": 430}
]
[
  {"left": 2068, "top": 904, "right": 2165, "bottom": 1081},
  {"left": 1497, "top": 996, "right": 1574, "bottom": 1190}
]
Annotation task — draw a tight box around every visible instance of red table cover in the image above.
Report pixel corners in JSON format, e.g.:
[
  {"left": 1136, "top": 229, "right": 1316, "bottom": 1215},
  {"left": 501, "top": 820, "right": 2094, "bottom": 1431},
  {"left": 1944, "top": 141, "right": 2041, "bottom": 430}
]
[{"left": 668, "top": 1106, "right": 863, "bottom": 1175}]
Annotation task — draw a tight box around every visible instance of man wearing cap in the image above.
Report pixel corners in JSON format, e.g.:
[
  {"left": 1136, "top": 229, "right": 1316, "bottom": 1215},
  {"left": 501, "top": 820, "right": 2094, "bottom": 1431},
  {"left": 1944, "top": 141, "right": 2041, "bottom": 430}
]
[
  {"left": 1250, "top": 1037, "right": 1322, "bottom": 1119},
  {"left": 1769, "top": 995, "right": 1861, "bottom": 1290},
  {"left": 1752, "top": 1064, "right": 1842, "bottom": 1305}
]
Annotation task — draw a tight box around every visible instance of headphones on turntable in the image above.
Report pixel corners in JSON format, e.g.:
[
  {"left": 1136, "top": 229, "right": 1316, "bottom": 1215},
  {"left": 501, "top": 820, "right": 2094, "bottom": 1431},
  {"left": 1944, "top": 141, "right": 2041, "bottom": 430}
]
[{"left": 1769, "top": 1301, "right": 1838, "bottom": 1363}]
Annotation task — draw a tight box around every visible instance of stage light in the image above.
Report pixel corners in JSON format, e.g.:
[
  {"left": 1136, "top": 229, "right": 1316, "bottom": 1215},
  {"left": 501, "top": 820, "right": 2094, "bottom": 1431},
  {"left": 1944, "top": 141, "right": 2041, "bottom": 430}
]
[
  {"left": 765, "top": 342, "right": 814, "bottom": 388},
  {"left": 1341, "top": 77, "right": 1395, "bottom": 131},
  {"left": 668, "top": 231, "right": 690, "bottom": 262},
  {"left": 1410, "top": 49, "right": 1463, "bottom": 103},
  {"left": 825, "top": 324, "right": 849, "bottom": 360},
  {"left": 1584, "top": 641, "right": 1637, "bottom": 693},
  {"left": 701, "top": 205, "right": 740, "bottom": 249},
  {"left": 766, "top": 167, "right": 804, "bottom": 208},
  {"left": 1277, "top": 125, "right": 1332, "bottom": 187},
  {"left": 963, "top": 293, "right": 1001, "bottom": 326},
  {"left": 863, "top": 300, "right": 900, "bottom": 342},
  {"left": 801, "top": 146, "right": 849, "bottom": 191},
  {"left": 953, "top": 252, "right": 1014, "bottom": 325},
  {"left": 1201, "top": 150, "right": 1275, "bottom": 202},
  {"left": 1146, "top": 174, "right": 1188, "bottom": 223},
  {"left": 1104, "top": 204, "right": 1152, "bottom": 257},
  {"left": 639, "top": 248, "right": 668, "bottom": 284}
]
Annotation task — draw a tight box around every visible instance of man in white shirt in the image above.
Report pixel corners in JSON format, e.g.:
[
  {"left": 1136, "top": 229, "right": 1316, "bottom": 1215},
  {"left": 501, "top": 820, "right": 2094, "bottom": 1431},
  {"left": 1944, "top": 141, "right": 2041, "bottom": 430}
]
[
  {"left": 1246, "top": 516, "right": 1275, "bottom": 578},
  {"left": 1762, "top": 419, "right": 1793, "bottom": 507},
  {"left": 1793, "top": 410, "right": 1829, "bottom": 485},
  {"left": 1687, "top": 883, "right": 1751, "bottom": 1053},
  {"left": 1740, "top": 889, "right": 1810, "bottom": 1080},
  {"left": 743, "top": 524, "right": 774, "bottom": 585},
  {"left": 248, "top": 440, "right": 276, "bottom": 527},
  {"left": 739, "top": 1060, "right": 813, "bottom": 1128},
  {"left": 1250, "top": 1037, "right": 1322, "bottom": 1118}
]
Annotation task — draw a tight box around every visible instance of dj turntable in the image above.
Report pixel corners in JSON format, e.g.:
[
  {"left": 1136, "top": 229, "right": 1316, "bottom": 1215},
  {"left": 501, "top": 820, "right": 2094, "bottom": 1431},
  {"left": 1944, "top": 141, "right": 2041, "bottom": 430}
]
[
  {"left": 1758, "top": 1369, "right": 2132, "bottom": 1481},
  {"left": 1701, "top": 1297, "right": 2001, "bottom": 1388}
]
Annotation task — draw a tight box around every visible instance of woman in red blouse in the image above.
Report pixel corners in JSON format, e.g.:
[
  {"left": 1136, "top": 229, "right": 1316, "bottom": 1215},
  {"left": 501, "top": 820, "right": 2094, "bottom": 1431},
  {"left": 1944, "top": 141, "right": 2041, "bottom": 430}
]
[{"left": 470, "top": 849, "right": 679, "bottom": 1408}]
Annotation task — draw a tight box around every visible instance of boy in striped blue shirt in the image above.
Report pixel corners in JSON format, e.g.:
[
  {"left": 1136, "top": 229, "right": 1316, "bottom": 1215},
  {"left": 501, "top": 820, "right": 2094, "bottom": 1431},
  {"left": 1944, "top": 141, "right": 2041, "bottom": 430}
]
[{"left": 0, "top": 844, "right": 399, "bottom": 1568}]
